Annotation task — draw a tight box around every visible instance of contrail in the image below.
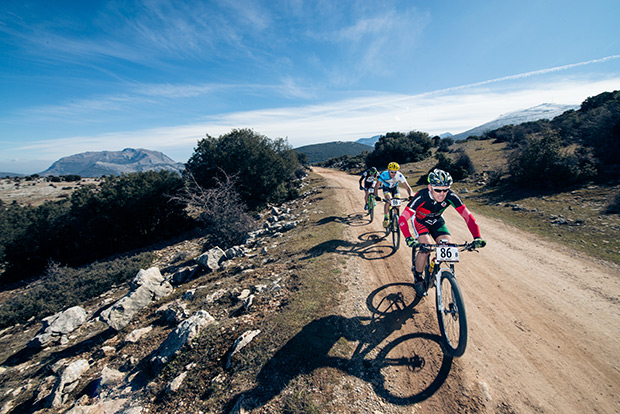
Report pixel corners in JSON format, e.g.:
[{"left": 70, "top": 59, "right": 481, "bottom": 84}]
[
  {"left": 308, "top": 55, "right": 620, "bottom": 118},
  {"left": 435, "top": 54, "right": 620, "bottom": 93}
]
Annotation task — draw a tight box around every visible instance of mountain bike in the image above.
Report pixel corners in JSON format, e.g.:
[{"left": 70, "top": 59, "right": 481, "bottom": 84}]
[
  {"left": 363, "top": 187, "right": 377, "bottom": 222},
  {"left": 411, "top": 241, "right": 478, "bottom": 357},
  {"left": 376, "top": 195, "right": 402, "bottom": 250}
]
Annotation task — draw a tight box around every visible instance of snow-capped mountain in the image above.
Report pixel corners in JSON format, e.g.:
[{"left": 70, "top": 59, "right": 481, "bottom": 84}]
[{"left": 451, "top": 103, "right": 578, "bottom": 140}]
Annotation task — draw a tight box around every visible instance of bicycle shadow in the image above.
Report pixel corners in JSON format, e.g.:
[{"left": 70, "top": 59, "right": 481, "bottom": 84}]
[
  {"left": 301, "top": 232, "right": 395, "bottom": 261},
  {"left": 316, "top": 212, "right": 370, "bottom": 227},
  {"left": 228, "top": 283, "right": 452, "bottom": 411}
]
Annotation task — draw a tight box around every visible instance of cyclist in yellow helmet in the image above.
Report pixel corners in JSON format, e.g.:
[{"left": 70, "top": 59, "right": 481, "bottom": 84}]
[{"left": 374, "top": 162, "right": 413, "bottom": 228}]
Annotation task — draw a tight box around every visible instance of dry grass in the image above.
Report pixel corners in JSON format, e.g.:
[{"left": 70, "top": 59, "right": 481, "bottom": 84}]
[{"left": 398, "top": 139, "right": 620, "bottom": 266}]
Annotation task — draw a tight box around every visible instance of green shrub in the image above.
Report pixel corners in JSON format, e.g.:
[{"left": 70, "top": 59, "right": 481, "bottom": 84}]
[
  {"left": 185, "top": 129, "right": 301, "bottom": 210},
  {"left": 365, "top": 131, "right": 432, "bottom": 169},
  {"left": 508, "top": 132, "right": 596, "bottom": 190},
  {"left": 0, "top": 251, "right": 155, "bottom": 329}
]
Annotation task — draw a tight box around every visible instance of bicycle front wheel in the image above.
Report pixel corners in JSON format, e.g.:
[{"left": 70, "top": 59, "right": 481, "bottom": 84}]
[
  {"left": 435, "top": 269, "right": 467, "bottom": 357},
  {"left": 391, "top": 208, "right": 400, "bottom": 250},
  {"left": 368, "top": 195, "right": 375, "bottom": 222}
]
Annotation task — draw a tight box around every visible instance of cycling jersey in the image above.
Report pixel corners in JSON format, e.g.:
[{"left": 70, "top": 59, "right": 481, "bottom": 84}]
[
  {"left": 398, "top": 188, "right": 481, "bottom": 239},
  {"left": 377, "top": 170, "right": 407, "bottom": 189},
  {"left": 359, "top": 170, "right": 379, "bottom": 189}
]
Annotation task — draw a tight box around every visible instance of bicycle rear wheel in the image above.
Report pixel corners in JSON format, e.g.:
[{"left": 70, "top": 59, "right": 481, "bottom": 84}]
[
  {"left": 435, "top": 269, "right": 467, "bottom": 357},
  {"left": 391, "top": 208, "right": 400, "bottom": 250}
]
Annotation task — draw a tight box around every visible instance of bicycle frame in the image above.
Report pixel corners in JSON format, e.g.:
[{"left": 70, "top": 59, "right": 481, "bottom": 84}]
[
  {"left": 412, "top": 241, "right": 475, "bottom": 357},
  {"left": 382, "top": 195, "right": 402, "bottom": 249}
]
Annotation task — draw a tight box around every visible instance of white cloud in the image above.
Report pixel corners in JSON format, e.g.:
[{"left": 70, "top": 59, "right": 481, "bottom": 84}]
[{"left": 6, "top": 74, "right": 618, "bottom": 170}]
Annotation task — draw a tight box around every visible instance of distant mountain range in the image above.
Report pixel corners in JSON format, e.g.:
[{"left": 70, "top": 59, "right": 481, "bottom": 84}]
[
  {"left": 39, "top": 148, "right": 184, "bottom": 177},
  {"left": 450, "top": 103, "right": 578, "bottom": 140},
  {"left": 295, "top": 103, "right": 579, "bottom": 163}
]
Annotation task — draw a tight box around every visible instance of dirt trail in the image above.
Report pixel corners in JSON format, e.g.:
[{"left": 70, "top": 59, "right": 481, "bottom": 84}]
[{"left": 314, "top": 167, "right": 620, "bottom": 414}]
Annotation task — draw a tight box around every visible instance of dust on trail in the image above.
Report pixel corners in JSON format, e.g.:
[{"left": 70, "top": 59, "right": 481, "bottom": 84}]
[{"left": 314, "top": 167, "right": 620, "bottom": 414}]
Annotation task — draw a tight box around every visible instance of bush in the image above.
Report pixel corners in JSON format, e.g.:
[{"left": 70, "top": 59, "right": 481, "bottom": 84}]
[
  {"left": 175, "top": 173, "right": 257, "bottom": 250},
  {"left": 418, "top": 152, "right": 475, "bottom": 184},
  {"left": 185, "top": 129, "right": 301, "bottom": 210},
  {"left": 1, "top": 170, "right": 193, "bottom": 284},
  {"left": 607, "top": 191, "right": 620, "bottom": 214},
  {"left": 365, "top": 131, "right": 432, "bottom": 168},
  {"left": 0, "top": 252, "right": 155, "bottom": 329},
  {"left": 508, "top": 132, "right": 596, "bottom": 190}
]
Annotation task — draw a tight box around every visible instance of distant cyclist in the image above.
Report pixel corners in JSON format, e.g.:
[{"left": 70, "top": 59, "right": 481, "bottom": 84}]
[
  {"left": 359, "top": 167, "right": 379, "bottom": 210},
  {"left": 374, "top": 162, "right": 413, "bottom": 228},
  {"left": 399, "top": 168, "right": 486, "bottom": 296}
]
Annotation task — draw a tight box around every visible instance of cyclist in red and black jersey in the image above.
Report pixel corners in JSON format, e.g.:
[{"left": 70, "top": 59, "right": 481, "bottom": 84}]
[{"left": 399, "top": 168, "right": 486, "bottom": 296}]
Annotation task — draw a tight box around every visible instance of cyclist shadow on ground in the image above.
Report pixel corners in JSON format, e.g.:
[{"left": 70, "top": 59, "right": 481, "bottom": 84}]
[
  {"left": 229, "top": 283, "right": 453, "bottom": 411},
  {"left": 316, "top": 212, "right": 371, "bottom": 228},
  {"left": 301, "top": 231, "right": 397, "bottom": 261}
]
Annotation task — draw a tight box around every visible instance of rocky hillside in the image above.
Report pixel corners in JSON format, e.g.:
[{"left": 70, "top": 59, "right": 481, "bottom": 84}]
[
  {"left": 0, "top": 175, "right": 327, "bottom": 413},
  {"left": 40, "top": 148, "right": 184, "bottom": 177}
]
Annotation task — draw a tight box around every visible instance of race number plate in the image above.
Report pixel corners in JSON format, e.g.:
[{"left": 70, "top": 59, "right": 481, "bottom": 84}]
[
  {"left": 390, "top": 198, "right": 401, "bottom": 207},
  {"left": 436, "top": 245, "right": 459, "bottom": 262},
  {"left": 368, "top": 188, "right": 374, "bottom": 194}
]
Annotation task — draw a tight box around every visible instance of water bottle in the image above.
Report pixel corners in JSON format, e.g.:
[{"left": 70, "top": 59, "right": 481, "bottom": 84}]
[{"left": 428, "top": 257, "right": 436, "bottom": 275}]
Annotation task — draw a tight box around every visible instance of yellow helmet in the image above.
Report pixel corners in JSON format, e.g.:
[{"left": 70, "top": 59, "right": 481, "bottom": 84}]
[{"left": 387, "top": 162, "right": 400, "bottom": 171}]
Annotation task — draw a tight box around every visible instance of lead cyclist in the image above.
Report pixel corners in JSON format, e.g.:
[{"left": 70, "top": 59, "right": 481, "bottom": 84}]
[{"left": 399, "top": 169, "right": 487, "bottom": 297}]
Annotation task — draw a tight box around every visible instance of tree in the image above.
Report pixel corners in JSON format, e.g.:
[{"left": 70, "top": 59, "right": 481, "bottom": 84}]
[
  {"left": 508, "top": 131, "right": 596, "bottom": 190},
  {"left": 365, "top": 131, "right": 432, "bottom": 168},
  {"left": 185, "top": 129, "right": 302, "bottom": 210}
]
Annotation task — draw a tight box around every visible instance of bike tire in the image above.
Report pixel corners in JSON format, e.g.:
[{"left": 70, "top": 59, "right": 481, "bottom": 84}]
[
  {"left": 368, "top": 194, "right": 374, "bottom": 222},
  {"left": 435, "top": 269, "right": 467, "bottom": 357},
  {"left": 391, "top": 208, "right": 400, "bottom": 250}
]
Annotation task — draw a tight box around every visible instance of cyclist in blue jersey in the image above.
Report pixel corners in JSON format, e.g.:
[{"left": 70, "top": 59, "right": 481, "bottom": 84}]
[{"left": 374, "top": 162, "right": 413, "bottom": 228}]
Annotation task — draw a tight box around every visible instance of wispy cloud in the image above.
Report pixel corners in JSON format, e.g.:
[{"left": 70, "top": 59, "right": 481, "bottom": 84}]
[{"left": 9, "top": 74, "right": 619, "bottom": 167}]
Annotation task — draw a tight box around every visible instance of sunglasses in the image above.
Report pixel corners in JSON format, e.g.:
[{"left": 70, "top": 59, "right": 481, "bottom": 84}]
[{"left": 432, "top": 188, "right": 449, "bottom": 193}]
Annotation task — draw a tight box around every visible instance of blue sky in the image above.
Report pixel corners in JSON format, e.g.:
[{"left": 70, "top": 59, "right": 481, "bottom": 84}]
[{"left": 1, "top": 0, "right": 619, "bottom": 174}]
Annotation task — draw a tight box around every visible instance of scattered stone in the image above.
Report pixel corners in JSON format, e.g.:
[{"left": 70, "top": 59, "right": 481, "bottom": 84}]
[
  {"left": 125, "top": 326, "right": 153, "bottom": 343},
  {"left": 150, "top": 311, "right": 216, "bottom": 370},
  {"left": 226, "top": 330, "right": 261, "bottom": 370},
  {"left": 195, "top": 247, "right": 226, "bottom": 272},
  {"left": 166, "top": 371, "right": 188, "bottom": 393},
  {"left": 28, "top": 306, "right": 87, "bottom": 348},
  {"left": 49, "top": 359, "right": 90, "bottom": 408},
  {"left": 100, "top": 267, "right": 173, "bottom": 331},
  {"left": 101, "top": 346, "right": 116, "bottom": 356}
]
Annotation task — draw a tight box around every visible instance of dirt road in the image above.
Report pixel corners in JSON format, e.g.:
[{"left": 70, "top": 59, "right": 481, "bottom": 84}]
[{"left": 313, "top": 167, "right": 620, "bottom": 414}]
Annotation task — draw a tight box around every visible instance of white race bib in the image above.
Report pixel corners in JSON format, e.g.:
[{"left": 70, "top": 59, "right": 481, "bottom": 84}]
[{"left": 436, "top": 245, "right": 459, "bottom": 262}]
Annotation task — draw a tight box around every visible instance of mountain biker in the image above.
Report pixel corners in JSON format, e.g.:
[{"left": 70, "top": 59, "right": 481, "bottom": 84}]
[
  {"left": 358, "top": 167, "right": 379, "bottom": 210},
  {"left": 374, "top": 162, "right": 413, "bottom": 228},
  {"left": 399, "top": 168, "right": 486, "bottom": 297}
]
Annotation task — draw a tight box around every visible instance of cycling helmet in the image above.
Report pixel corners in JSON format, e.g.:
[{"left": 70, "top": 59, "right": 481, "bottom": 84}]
[
  {"left": 369, "top": 167, "right": 378, "bottom": 175},
  {"left": 387, "top": 162, "right": 400, "bottom": 171},
  {"left": 428, "top": 169, "right": 453, "bottom": 187}
]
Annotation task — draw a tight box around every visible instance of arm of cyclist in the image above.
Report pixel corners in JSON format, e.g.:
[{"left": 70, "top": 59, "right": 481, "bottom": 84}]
[
  {"left": 455, "top": 205, "right": 486, "bottom": 248},
  {"left": 398, "top": 207, "right": 421, "bottom": 248}
]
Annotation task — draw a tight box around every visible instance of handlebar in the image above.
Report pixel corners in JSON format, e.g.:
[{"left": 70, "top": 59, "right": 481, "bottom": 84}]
[
  {"left": 415, "top": 241, "right": 478, "bottom": 251},
  {"left": 375, "top": 196, "right": 414, "bottom": 202}
]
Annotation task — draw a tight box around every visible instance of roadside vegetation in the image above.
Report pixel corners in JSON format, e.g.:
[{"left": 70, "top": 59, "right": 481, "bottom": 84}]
[
  {"left": 325, "top": 90, "right": 620, "bottom": 265},
  {"left": 0, "top": 129, "right": 305, "bottom": 327}
]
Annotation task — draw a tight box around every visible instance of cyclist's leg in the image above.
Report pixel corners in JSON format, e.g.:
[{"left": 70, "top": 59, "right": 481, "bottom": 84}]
[
  {"left": 432, "top": 219, "right": 452, "bottom": 244},
  {"left": 414, "top": 233, "right": 433, "bottom": 272},
  {"left": 382, "top": 188, "right": 392, "bottom": 217}
]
